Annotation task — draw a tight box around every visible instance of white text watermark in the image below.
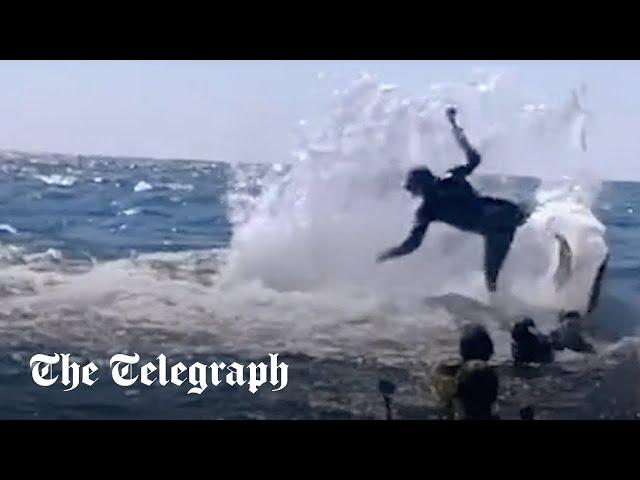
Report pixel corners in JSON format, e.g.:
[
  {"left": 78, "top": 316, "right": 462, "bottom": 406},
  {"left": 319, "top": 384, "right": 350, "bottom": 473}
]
[{"left": 29, "top": 353, "right": 289, "bottom": 395}]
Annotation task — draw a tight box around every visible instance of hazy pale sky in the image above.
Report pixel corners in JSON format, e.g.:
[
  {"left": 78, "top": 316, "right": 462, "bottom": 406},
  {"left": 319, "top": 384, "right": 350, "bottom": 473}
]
[{"left": 0, "top": 60, "right": 638, "bottom": 179}]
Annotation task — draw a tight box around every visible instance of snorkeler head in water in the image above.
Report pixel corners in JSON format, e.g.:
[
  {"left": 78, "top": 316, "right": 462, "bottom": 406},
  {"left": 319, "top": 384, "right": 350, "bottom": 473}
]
[
  {"left": 459, "top": 323, "right": 494, "bottom": 362},
  {"left": 511, "top": 317, "right": 554, "bottom": 364}
]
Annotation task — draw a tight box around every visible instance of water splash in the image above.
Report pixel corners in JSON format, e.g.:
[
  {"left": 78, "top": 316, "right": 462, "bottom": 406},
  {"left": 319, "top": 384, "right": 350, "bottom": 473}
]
[{"left": 222, "top": 72, "right": 606, "bottom": 315}]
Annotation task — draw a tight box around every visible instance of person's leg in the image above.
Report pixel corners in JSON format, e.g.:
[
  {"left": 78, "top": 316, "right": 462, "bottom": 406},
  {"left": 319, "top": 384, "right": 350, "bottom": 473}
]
[{"left": 483, "top": 230, "right": 515, "bottom": 292}]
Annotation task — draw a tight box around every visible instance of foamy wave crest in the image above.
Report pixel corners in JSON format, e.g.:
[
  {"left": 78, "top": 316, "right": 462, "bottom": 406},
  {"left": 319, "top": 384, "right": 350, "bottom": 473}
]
[
  {"left": 133, "top": 181, "right": 194, "bottom": 193},
  {"left": 133, "top": 181, "right": 153, "bottom": 192},
  {"left": 222, "top": 72, "right": 605, "bottom": 315},
  {"left": 163, "top": 182, "right": 194, "bottom": 192},
  {"left": 35, "top": 174, "right": 77, "bottom": 187},
  {"left": 0, "top": 224, "right": 18, "bottom": 235},
  {"left": 121, "top": 208, "right": 141, "bottom": 216}
]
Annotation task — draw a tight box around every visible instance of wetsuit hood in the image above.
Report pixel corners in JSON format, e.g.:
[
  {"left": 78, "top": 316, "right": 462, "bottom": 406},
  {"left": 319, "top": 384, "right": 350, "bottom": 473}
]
[{"left": 405, "top": 168, "right": 436, "bottom": 196}]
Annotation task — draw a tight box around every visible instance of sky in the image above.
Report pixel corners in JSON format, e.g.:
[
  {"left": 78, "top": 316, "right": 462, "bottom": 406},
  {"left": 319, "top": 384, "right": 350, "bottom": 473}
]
[{"left": 0, "top": 60, "right": 638, "bottom": 180}]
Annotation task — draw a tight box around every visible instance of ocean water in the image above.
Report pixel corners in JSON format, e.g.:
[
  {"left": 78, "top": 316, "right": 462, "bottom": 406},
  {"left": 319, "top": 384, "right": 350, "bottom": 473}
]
[
  {"left": 0, "top": 154, "right": 638, "bottom": 420},
  {"left": 2, "top": 74, "right": 640, "bottom": 420}
]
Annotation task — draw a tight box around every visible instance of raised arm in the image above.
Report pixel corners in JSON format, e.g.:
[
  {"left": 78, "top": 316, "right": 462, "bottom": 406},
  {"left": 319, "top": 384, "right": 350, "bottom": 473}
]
[
  {"left": 446, "top": 107, "right": 481, "bottom": 178},
  {"left": 376, "top": 221, "right": 429, "bottom": 263}
]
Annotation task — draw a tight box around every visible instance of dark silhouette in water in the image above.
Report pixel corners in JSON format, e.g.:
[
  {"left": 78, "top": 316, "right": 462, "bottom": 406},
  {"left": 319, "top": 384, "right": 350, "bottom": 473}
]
[
  {"left": 376, "top": 107, "right": 528, "bottom": 292},
  {"left": 378, "top": 379, "right": 396, "bottom": 420},
  {"left": 430, "top": 323, "right": 495, "bottom": 419},
  {"left": 460, "top": 323, "right": 494, "bottom": 362},
  {"left": 511, "top": 318, "right": 555, "bottom": 364},
  {"left": 550, "top": 311, "right": 595, "bottom": 353},
  {"left": 455, "top": 360, "right": 500, "bottom": 420},
  {"left": 519, "top": 406, "right": 535, "bottom": 420}
]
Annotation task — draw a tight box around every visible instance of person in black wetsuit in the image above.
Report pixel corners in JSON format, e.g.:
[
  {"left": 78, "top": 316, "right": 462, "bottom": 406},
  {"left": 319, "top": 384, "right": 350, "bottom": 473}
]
[{"left": 376, "top": 107, "right": 528, "bottom": 292}]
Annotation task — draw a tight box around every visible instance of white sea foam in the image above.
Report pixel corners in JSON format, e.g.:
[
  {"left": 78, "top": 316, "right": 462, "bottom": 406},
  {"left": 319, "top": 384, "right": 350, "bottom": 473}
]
[
  {"left": 0, "top": 224, "right": 18, "bottom": 235},
  {"left": 133, "top": 180, "right": 153, "bottom": 192},
  {"left": 35, "top": 174, "right": 77, "bottom": 187}
]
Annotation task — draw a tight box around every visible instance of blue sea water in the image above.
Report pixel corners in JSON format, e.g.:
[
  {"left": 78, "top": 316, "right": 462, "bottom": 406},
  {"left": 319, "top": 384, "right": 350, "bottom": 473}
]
[
  {"left": 0, "top": 155, "right": 639, "bottom": 419},
  {"left": 0, "top": 156, "right": 234, "bottom": 259}
]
